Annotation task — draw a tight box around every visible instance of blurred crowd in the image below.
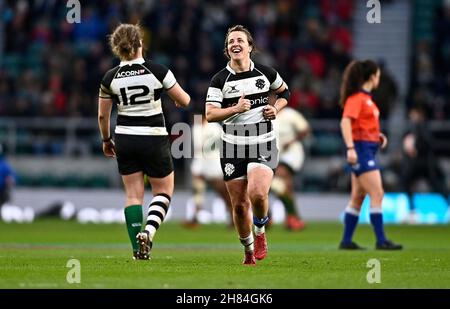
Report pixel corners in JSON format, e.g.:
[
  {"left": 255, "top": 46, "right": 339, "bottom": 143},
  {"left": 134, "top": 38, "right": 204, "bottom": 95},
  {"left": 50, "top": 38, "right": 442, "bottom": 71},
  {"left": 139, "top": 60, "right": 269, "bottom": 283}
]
[
  {"left": 0, "top": 0, "right": 448, "bottom": 193},
  {"left": 408, "top": 0, "right": 450, "bottom": 120},
  {"left": 1, "top": 0, "right": 449, "bottom": 122},
  {"left": 0, "top": 0, "right": 355, "bottom": 124}
]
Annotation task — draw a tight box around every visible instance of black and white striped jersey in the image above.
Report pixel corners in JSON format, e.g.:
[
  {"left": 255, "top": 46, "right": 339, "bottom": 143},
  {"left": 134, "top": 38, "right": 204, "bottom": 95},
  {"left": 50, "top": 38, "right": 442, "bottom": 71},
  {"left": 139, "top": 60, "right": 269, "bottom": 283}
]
[
  {"left": 206, "top": 60, "right": 285, "bottom": 145},
  {"left": 99, "top": 57, "right": 176, "bottom": 136}
]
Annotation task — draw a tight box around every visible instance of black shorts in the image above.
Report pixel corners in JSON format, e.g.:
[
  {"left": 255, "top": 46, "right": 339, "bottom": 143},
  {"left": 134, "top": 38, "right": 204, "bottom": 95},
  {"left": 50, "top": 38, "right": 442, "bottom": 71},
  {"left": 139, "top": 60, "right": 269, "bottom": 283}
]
[
  {"left": 115, "top": 134, "right": 173, "bottom": 178},
  {"left": 220, "top": 139, "right": 279, "bottom": 181}
]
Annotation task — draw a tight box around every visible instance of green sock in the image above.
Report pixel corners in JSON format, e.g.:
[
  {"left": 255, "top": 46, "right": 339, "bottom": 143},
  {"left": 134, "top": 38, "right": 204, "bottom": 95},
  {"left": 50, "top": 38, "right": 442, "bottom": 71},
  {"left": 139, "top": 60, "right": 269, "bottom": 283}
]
[
  {"left": 124, "top": 205, "right": 143, "bottom": 252},
  {"left": 279, "top": 195, "right": 297, "bottom": 216}
]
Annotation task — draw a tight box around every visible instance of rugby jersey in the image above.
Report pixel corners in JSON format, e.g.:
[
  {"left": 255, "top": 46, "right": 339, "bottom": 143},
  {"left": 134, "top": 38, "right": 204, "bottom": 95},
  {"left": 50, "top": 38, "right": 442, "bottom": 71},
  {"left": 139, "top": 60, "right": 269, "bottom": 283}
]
[
  {"left": 342, "top": 90, "right": 380, "bottom": 142},
  {"left": 206, "top": 60, "right": 285, "bottom": 145},
  {"left": 274, "top": 107, "right": 309, "bottom": 151},
  {"left": 99, "top": 57, "right": 176, "bottom": 136}
]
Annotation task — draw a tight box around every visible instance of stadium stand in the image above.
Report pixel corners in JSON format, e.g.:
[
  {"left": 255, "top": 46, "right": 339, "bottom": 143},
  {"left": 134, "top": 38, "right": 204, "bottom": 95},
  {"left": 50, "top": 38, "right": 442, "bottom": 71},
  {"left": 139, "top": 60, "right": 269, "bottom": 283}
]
[{"left": 0, "top": 0, "right": 448, "bottom": 193}]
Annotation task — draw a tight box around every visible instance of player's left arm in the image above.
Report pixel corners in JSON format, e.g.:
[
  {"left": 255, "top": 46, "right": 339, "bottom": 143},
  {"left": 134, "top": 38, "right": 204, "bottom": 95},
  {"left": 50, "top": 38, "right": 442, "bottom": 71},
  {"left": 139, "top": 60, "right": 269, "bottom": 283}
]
[
  {"left": 263, "top": 83, "right": 289, "bottom": 120},
  {"left": 379, "top": 132, "right": 388, "bottom": 149}
]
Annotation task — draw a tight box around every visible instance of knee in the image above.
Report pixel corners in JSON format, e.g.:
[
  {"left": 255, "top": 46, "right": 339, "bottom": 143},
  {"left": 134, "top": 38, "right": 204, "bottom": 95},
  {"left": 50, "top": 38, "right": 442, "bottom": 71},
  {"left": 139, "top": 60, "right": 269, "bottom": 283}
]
[
  {"left": 249, "top": 190, "right": 268, "bottom": 205},
  {"left": 233, "top": 202, "right": 251, "bottom": 217},
  {"left": 352, "top": 193, "right": 366, "bottom": 206},
  {"left": 371, "top": 189, "right": 384, "bottom": 202}
]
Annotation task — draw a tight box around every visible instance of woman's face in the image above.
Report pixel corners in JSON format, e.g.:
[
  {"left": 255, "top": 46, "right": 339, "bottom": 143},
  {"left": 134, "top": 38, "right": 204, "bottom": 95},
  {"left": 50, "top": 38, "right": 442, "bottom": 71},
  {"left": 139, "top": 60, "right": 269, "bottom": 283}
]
[
  {"left": 372, "top": 69, "right": 381, "bottom": 89},
  {"left": 227, "top": 31, "right": 252, "bottom": 62}
]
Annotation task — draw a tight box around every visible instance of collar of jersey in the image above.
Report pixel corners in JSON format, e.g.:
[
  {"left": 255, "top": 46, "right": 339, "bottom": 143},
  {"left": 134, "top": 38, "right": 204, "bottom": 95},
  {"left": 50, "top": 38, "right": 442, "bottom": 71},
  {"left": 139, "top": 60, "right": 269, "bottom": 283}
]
[
  {"left": 359, "top": 89, "right": 373, "bottom": 97},
  {"left": 120, "top": 57, "right": 145, "bottom": 67},
  {"left": 226, "top": 60, "right": 255, "bottom": 75}
]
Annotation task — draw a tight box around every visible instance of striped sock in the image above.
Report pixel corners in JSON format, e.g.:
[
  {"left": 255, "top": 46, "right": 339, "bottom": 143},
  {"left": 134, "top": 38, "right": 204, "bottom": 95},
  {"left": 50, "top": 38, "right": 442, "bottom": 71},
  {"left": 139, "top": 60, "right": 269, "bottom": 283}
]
[
  {"left": 239, "top": 234, "right": 254, "bottom": 252},
  {"left": 144, "top": 193, "right": 171, "bottom": 242}
]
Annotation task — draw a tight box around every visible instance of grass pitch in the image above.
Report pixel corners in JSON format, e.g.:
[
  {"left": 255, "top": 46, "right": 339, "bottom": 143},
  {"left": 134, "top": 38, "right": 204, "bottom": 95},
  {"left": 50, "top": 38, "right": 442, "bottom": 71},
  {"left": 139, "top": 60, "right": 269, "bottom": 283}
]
[{"left": 0, "top": 220, "right": 449, "bottom": 288}]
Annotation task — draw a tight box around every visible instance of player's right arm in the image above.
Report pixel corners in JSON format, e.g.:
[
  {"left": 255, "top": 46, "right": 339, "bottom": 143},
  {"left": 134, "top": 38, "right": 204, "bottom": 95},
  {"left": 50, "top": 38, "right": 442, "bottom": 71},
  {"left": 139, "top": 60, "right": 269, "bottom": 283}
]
[
  {"left": 98, "top": 97, "right": 116, "bottom": 158},
  {"left": 340, "top": 117, "right": 357, "bottom": 164},
  {"left": 98, "top": 72, "right": 116, "bottom": 158},
  {"left": 206, "top": 94, "right": 250, "bottom": 122},
  {"left": 205, "top": 72, "right": 250, "bottom": 122},
  {"left": 341, "top": 95, "right": 362, "bottom": 165}
]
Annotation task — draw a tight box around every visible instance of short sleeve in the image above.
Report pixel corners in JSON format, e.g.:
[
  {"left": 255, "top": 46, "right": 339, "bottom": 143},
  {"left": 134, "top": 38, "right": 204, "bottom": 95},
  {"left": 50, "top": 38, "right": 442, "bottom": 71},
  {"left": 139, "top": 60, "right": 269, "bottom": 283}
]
[
  {"left": 99, "top": 83, "right": 112, "bottom": 99},
  {"left": 162, "top": 70, "right": 177, "bottom": 90},
  {"left": 206, "top": 74, "right": 224, "bottom": 107},
  {"left": 144, "top": 61, "right": 177, "bottom": 90},
  {"left": 343, "top": 96, "right": 362, "bottom": 119},
  {"left": 257, "top": 64, "right": 284, "bottom": 90},
  {"left": 98, "top": 67, "right": 119, "bottom": 99},
  {"left": 270, "top": 72, "right": 283, "bottom": 90}
]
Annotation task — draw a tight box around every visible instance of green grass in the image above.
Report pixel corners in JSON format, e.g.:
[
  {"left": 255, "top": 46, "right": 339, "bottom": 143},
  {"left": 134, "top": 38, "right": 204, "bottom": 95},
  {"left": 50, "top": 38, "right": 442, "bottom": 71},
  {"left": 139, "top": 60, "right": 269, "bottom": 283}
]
[{"left": 0, "top": 220, "right": 449, "bottom": 288}]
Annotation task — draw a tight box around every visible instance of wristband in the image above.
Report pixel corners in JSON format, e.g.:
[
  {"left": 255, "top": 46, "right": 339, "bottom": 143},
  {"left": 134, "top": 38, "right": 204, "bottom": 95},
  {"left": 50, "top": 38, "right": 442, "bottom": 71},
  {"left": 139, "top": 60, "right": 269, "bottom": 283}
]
[{"left": 102, "top": 136, "right": 112, "bottom": 143}]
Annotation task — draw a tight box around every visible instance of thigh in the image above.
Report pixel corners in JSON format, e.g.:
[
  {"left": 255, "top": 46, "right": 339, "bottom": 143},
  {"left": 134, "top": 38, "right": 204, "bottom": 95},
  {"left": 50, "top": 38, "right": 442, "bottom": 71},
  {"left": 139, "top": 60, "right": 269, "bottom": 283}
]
[
  {"left": 148, "top": 171, "right": 174, "bottom": 197},
  {"left": 122, "top": 171, "right": 145, "bottom": 201},
  {"left": 247, "top": 164, "right": 274, "bottom": 196},
  {"left": 357, "top": 170, "right": 383, "bottom": 196},
  {"left": 225, "top": 179, "right": 249, "bottom": 206},
  {"left": 276, "top": 164, "right": 294, "bottom": 182}
]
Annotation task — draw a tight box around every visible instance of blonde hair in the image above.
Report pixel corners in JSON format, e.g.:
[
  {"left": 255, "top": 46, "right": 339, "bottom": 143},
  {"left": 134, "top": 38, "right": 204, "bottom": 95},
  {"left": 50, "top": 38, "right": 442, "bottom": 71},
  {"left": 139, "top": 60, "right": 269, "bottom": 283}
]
[{"left": 109, "top": 23, "right": 143, "bottom": 61}]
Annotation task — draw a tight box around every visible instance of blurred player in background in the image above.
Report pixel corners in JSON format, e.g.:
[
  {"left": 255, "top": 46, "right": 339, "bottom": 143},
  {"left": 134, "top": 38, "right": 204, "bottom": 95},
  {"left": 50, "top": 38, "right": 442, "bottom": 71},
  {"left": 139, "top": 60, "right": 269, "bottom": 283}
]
[
  {"left": 184, "top": 116, "right": 233, "bottom": 228},
  {"left": 272, "top": 107, "right": 310, "bottom": 231},
  {"left": 206, "top": 25, "right": 289, "bottom": 265},
  {"left": 98, "top": 24, "right": 190, "bottom": 259},
  {"left": 0, "top": 144, "right": 16, "bottom": 209},
  {"left": 339, "top": 59, "right": 402, "bottom": 250},
  {"left": 402, "top": 105, "right": 449, "bottom": 218}
]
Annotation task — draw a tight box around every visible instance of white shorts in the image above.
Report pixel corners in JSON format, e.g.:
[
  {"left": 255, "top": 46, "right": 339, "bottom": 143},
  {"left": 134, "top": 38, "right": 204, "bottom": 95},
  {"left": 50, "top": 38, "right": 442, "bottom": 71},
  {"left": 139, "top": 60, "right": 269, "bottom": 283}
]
[
  {"left": 279, "top": 142, "right": 304, "bottom": 172},
  {"left": 190, "top": 157, "right": 223, "bottom": 180}
]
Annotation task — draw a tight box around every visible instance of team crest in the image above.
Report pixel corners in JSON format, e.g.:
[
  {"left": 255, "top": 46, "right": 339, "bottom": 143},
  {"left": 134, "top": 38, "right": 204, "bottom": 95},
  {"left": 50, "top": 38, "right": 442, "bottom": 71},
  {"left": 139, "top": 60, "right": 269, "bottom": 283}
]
[
  {"left": 255, "top": 79, "right": 265, "bottom": 90},
  {"left": 224, "top": 163, "right": 235, "bottom": 176}
]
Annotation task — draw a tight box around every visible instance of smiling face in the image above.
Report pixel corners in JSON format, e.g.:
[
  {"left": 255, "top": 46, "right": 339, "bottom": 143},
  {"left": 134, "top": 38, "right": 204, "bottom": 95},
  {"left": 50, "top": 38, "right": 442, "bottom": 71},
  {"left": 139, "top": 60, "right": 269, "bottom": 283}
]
[{"left": 226, "top": 31, "right": 253, "bottom": 62}]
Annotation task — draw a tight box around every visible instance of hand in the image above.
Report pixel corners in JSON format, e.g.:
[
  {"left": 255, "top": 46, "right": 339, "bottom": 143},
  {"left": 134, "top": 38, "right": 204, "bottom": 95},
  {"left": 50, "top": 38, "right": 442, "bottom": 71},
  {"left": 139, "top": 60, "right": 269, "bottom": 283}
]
[
  {"left": 282, "top": 139, "right": 295, "bottom": 151},
  {"left": 263, "top": 105, "right": 277, "bottom": 120},
  {"left": 103, "top": 139, "right": 116, "bottom": 158},
  {"left": 346, "top": 148, "right": 358, "bottom": 165},
  {"left": 175, "top": 101, "right": 186, "bottom": 108},
  {"left": 379, "top": 133, "right": 388, "bottom": 149},
  {"left": 403, "top": 134, "right": 417, "bottom": 158},
  {"left": 234, "top": 93, "right": 251, "bottom": 113}
]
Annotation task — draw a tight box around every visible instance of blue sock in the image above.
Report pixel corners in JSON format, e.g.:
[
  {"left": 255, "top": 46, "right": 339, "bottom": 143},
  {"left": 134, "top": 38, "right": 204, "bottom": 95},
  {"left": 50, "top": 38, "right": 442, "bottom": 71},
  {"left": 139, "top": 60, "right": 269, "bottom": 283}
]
[
  {"left": 253, "top": 216, "right": 269, "bottom": 228},
  {"left": 342, "top": 207, "right": 359, "bottom": 244},
  {"left": 370, "top": 208, "right": 387, "bottom": 244}
]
